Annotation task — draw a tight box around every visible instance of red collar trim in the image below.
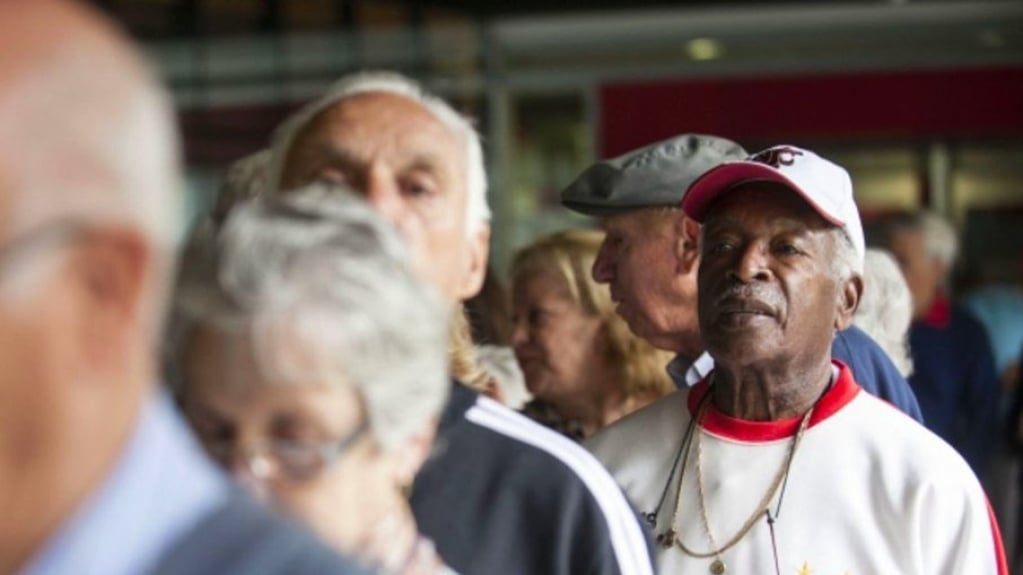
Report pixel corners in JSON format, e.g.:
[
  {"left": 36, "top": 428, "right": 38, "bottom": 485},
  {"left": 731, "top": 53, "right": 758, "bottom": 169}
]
[
  {"left": 920, "top": 293, "right": 951, "bottom": 328},
  {"left": 686, "top": 361, "right": 861, "bottom": 442}
]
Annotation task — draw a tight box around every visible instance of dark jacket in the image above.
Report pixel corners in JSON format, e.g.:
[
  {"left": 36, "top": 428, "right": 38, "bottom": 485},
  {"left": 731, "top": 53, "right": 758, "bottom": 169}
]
[
  {"left": 411, "top": 382, "right": 655, "bottom": 575},
  {"left": 833, "top": 324, "right": 924, "bottom": 423},
  {"left": 908, "top": 299, "right": 1000, "bottom": 478}
]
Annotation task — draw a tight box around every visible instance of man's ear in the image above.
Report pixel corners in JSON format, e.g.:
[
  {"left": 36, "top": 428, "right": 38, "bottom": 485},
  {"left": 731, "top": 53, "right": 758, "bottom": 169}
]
[
  {"left": 456, "top": 223, "right": 490, "bottom": 301},
  {"left": 674, "top": 214, "right": 701, "bottom": 274},
  {"left": 71, "top": 228, "right": 151, "bottom": 371},
  {"left": 835, "top": 273, "right": 863, "bottom": 331}
]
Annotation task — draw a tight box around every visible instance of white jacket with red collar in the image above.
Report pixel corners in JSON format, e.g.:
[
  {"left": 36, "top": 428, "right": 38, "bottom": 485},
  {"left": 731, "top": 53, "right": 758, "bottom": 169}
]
[{"left": 587, "top": 362, "right": 1007, "bottom": 575}]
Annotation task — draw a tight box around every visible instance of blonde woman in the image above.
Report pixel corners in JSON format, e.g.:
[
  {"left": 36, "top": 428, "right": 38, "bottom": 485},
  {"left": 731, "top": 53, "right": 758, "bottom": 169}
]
[{"left": 511, "top": 229, "right": 674, "bottom": 439}]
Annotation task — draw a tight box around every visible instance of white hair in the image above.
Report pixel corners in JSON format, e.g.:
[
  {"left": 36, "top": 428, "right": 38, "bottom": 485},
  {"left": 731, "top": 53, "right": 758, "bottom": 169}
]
[
  {"left": 171, "top": 184, "right": 450, "bottom": 451},
  {"left": 884, "top": 211, "right": 959, "bottom": 282},
  {"left": 854, "top": 248, "right": 914, "bottom": 377},
  {"left": 831, "top": 227, "right": 862, "bottom": 282},
  {"left": 919, "top": 211, "right": 959, "bottom": 270},
  {"left": 212, "top": 150, "right": 271, "bottom": 224},
  {"left": 267, "top": 71, "right": 490, "bottom": 236}
]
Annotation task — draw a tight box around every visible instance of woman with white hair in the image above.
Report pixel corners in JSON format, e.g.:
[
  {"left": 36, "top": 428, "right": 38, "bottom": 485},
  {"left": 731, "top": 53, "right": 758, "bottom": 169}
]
[
  {"left": 854, "top": 248, "right": 914, "bottom": 377},
  {"left": 169, "top": 184, "right": 455, "bottom": 574},
  {"left": 883, "top": 210, "right": 1000, "bottom": 478}
]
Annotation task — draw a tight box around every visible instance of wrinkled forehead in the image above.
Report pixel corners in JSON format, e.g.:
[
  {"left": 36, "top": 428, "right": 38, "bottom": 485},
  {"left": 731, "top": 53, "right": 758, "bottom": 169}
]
[{"left": 288, "top": 92, "right": 465, "bottom": 175}]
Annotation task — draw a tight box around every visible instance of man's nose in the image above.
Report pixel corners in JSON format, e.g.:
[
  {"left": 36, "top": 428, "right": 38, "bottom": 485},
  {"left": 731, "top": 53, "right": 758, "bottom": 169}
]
[
  {"left": 360, "top": 169, "right": 406, "bottom": 228},
  {"left": 729, "top": 244, "right": 773, "bottom": 283},
  {"left": 510, "top": 316, "right": 529, "bottom": 347}
]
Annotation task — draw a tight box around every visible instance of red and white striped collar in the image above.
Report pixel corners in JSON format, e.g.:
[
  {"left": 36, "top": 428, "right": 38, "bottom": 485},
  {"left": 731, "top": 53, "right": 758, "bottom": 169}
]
[{"left": 686, "top": 360, "right": 861, "bottom": 442}]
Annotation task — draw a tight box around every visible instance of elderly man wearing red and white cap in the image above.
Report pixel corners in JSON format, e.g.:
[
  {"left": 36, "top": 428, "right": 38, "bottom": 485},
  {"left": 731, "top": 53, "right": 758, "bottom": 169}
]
[{"left": 588, "top": 145, "right": 1007, "bottom": 574}]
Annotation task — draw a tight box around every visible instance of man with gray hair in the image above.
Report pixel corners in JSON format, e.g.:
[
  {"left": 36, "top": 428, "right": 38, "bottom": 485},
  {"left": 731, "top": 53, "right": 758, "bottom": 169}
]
[
  {"left": 883, "top": 211, "right": 1000, "bottom": 478},
  {"left": 0, "top": 2, "right": 368, "bottom": 574},
  {"left": 561, "top": 133, "right": 922, "bottom": 425},
  {"left": 267, "top": 71, "right": 653, "bottom": 575}
]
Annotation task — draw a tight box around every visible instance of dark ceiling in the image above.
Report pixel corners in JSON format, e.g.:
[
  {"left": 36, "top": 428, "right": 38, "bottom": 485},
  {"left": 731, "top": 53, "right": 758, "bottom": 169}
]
[{"left": 89, "top": 0, "right": 858, "bottom": 40}]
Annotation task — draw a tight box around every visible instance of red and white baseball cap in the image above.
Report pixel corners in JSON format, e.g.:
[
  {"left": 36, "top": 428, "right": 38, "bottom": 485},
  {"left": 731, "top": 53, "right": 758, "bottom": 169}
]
[{"left": 682, "top": 145, "right": 865, "bottom": 271}]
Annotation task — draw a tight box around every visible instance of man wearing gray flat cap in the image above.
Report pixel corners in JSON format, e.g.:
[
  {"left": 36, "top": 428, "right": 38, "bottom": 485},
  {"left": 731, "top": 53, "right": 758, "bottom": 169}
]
[{"left": 560, "top": 134, "right": 923, "bottom": 430}]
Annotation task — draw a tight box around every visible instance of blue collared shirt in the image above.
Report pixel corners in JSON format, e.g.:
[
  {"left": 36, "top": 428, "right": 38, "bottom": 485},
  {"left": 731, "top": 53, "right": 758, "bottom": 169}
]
[{"left": 19, "top": 392, "right": 228, "bottom": 575}]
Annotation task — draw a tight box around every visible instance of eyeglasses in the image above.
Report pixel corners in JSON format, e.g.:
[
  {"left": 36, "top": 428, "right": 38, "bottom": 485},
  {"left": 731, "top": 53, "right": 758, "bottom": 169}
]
[{"left": 200, "top": 420, "right": 371, "bottom": 482}]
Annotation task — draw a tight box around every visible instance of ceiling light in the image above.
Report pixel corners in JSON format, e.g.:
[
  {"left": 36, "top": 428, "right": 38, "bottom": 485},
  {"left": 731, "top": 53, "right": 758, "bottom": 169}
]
[{"left": 686, "top": 38, "right": 724, "bottom": 61}]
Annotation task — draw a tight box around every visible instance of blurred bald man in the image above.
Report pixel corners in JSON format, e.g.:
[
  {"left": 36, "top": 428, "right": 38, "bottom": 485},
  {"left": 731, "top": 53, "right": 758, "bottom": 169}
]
[{"left": 0, "top": 3, "right": 367, "bottom": 574}]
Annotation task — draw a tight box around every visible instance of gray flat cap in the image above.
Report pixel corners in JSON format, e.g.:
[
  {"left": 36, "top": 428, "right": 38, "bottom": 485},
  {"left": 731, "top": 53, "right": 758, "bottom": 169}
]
[{"left": 561, "top": 133, "right": 747, "bottom": 216}]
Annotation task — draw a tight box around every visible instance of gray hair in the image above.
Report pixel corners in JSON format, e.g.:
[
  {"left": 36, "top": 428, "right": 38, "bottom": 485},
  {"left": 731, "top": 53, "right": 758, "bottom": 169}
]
[
  {"left": 212, "top": 150, "right": 270, "bottom": 224},
  {"left": 854, "top": 248, "right": 914, "bottom": 376},
  {"left": 895, "top": 211, "right": 959, "bottom": 272},
  {"left": 831, "top": 227, "right": 863, "bottom": 282},
  {"left": 267, "top": 71, "right": 490, "bottom": 236},
  {"left": 170, "top": 184, "right": 450, "bottom": 451}
]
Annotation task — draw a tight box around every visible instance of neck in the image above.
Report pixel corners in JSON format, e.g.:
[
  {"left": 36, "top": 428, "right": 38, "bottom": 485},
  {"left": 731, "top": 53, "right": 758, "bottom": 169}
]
[
  {"left": 710, "top": 358, "right": 832, "bottom": 421},
  {"left": 671, "top": 332, "right": 705, "bottom": 362},
  {"left": 0, "top": 375, "right": 145, "bottom": 574}
]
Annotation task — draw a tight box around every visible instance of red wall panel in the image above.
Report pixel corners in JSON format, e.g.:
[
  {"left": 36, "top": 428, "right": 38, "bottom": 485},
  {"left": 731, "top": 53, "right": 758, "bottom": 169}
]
[{"left": 600, "top": 67, "right": 1023, "bottom": 157}]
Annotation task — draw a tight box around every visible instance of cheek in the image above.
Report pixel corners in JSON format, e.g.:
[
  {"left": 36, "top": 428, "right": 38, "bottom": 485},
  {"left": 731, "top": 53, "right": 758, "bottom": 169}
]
[{"left": 271, "top": 454, "right": 388, "bottom": 547}]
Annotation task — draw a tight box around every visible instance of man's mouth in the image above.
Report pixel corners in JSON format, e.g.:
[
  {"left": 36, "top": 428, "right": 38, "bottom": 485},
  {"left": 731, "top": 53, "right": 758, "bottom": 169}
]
[{"left": 716, "top": 298, "right": 776, "bottom": 318}]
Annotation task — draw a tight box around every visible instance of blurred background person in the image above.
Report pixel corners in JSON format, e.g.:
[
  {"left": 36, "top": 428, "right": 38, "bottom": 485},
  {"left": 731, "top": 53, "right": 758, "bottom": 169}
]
[
  {"left": 966, "top": 282, "right": 1023, "bottom": 395},
  {"left": 511, "top": 229, "right": 674, "bottom": 439},
  {"left": 854, "top": 247, "right": 915, "bottom": 378},
  {"left": 172, "top": 187, "right": 455, "bottom": 574},
  {"left": 881, "top": 211, "right": 1000, "bottom": 479},
  {"left": 0, "top": 2, "right": 366, "bottom": 574}
]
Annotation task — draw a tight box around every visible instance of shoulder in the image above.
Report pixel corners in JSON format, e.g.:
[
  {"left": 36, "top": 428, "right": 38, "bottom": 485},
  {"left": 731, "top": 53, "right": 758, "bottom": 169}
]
[
  {"left": 841, "top": 393, "right": 978, "bottom": 486},
  {"left": 587, "top": 390, "right": 689, "bottom": 469},
  {"left": 414, "top": 389, "right": 654, "bottom": 575},
  {"left": 951, "top": 304, "right": 994, "bottom": 340},
  {"left": 148, "top": 492, "right": 370, "bottom": 575},
  {"left": 465, "top": 395, "right": 647, "bottom": 526},
  {"left": 586, "top": 390, "right": 691, "bottom": 504},
  {"left": 832, "top": 329, "right": 922, "bottom": 421}
]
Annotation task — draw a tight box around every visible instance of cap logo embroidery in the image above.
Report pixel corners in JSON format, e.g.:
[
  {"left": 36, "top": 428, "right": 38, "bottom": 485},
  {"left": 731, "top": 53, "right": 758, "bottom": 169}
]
[{"left": 751, "top": 147, "right": 803, "bottom": 168}]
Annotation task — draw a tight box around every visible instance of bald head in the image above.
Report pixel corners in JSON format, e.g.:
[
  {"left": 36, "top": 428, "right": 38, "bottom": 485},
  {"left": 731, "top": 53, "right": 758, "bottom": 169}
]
[{"left": 0, "top": 0, "right": 180, "bottom": 249}]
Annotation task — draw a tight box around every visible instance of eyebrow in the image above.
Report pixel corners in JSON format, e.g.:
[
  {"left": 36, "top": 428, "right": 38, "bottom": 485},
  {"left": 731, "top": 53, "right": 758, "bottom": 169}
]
[{"left": 403, "top": 152, "right": 448, "bottom": 176}]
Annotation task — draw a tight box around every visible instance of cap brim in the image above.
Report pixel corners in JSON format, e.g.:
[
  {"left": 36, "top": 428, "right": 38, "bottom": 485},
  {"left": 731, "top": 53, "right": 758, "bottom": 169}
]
[
  {"left": 682, "top": 162, "right": 844, "bottom": 226},
  {"left": 561, "top": 199, "right": 669, "bottom": 217}
]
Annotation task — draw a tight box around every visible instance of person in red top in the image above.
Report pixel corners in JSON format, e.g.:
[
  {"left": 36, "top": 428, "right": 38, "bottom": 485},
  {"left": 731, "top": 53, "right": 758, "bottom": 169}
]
[{"left": 883, "top": 211, "right": 1001, "bottom": 479}]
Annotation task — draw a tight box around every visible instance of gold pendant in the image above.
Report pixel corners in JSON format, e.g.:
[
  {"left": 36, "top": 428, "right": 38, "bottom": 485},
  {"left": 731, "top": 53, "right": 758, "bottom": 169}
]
[{"left": 710, "top": 558, "right": 726, "bottom": 574}]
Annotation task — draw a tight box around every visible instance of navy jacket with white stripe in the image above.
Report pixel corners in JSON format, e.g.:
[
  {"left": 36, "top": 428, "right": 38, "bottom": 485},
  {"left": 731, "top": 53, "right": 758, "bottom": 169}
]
[{"left": 411, "top": 382, "right": 655, "bottom": 575}]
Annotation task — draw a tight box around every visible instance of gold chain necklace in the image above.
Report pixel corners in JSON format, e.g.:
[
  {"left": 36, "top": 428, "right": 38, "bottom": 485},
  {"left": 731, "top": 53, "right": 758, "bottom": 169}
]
[{"left": 666, "top": 394, "right": 815, "bottom": 575}]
